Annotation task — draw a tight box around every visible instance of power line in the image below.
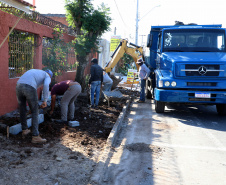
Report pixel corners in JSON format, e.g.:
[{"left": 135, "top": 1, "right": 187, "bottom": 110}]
[
  {"left": 113, "top": 0, "right": 127, "bottom": 28},
  {"left": 139, "top": 5, "right": 161, "bottom": 21}
]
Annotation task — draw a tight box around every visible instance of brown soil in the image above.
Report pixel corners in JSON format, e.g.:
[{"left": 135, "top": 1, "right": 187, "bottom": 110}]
[{"left": 0, "top": 87, "right": 139, "bottom": 185}]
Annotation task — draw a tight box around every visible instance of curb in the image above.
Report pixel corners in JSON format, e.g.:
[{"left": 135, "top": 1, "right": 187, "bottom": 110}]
[
  {"left": 90, "top": 97, "right": 132, "bottom": 184},
  {"left": 9, "top": 114, "right": 44, "bottom": 135},
  {"left": 107, "top": 98, "right": 132, "bottom": 147}
]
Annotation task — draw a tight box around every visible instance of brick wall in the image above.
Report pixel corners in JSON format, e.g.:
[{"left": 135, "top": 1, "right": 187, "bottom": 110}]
[{"left": 0, "top": 11, "right": 75, "bottom": 116}]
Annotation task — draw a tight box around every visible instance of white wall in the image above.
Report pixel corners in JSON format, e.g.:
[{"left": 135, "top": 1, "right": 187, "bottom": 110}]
[{"left": 98, "top": 39, "right": 111, "bottom": 68}]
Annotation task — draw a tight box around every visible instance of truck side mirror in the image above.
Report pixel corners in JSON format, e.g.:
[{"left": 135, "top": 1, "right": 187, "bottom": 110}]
[{"left": 147, "top": 34, "right": 153, "bottom": 47}]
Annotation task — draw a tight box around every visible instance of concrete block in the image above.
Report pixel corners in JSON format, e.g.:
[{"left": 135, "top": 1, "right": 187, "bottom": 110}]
[
  {"left": 39, "top": 114, "right": 44, "bottom": 123},
  {"left": 9, "top": 123, "right": 22, "bottom": 135},
  {"left": 27, "top": 118, "right": 32, "bottom": 127},
  {"left": 9, "top": 114, "right": 44, "bottom": 135},
  {"left": 68, "top": 121, "right": 79, "bottom": 127}
]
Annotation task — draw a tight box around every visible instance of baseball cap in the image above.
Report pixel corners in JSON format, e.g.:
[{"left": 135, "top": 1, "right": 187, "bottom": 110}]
[
  {"left": 45, "top": 69, "right": 53, "bottom": 78},
  {"left": 137, "top": 58, "right": 143, "bottom": 64}
]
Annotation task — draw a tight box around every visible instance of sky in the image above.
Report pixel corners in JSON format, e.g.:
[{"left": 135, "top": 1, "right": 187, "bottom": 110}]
[{"left": 30, "top": 0, "right": 226, "bottom": 46}]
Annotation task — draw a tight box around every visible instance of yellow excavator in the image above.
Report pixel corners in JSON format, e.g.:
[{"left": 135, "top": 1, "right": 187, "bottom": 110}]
[
  {"left": 105, "top": 39, "right": 144, "bottom": 72},
  {"left": 104, "top": 39, "right": 144, "bottom": 87}
]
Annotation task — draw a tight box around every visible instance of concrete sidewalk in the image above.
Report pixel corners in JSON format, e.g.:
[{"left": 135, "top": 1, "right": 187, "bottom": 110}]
[{"left": 90, "top": 99, "right": 156, "bottom": 185}]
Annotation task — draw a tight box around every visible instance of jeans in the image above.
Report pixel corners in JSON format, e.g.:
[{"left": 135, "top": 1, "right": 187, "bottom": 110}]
[
  {"left": 16, "top": 84, "right": 39, "bottom": 136},
  {"left": 90, "top": 81, "right": 101, "bottom": 106},
  {"left": 140, "top": 79, "right": 146, "bottom": 101},
  {"left": 61, "top": 84, "right": 81, "bottom": 121}
]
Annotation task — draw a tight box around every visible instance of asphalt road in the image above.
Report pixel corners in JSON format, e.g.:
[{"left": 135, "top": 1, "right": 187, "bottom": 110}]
[{"left": 95, "top": 99, "right": 226, "bottom": 185}]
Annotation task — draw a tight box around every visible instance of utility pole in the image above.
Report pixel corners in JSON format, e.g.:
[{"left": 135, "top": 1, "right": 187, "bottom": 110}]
[{"left": 135, "top": 0, "right": 139, "bottom": 45}]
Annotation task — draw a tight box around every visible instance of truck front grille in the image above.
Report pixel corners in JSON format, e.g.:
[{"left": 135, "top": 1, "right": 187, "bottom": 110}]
[
  {"left": 187, "top": 82, "right": 217, "bottom": 86},
  {"left": 189, "top": 98, "right": 214, "bottom": 101},
  {"left": 182, "top": 64, "right": 222, "bottom": 76}
]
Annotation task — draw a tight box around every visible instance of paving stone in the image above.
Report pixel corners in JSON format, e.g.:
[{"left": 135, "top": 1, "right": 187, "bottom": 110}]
[{"left": 9, "top": 114, "right": 44, "bottom": 135}]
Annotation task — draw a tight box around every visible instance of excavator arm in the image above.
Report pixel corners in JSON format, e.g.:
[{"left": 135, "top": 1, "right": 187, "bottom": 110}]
[{"left": 104, "top": 39, "right": 144, "bottom": 73}]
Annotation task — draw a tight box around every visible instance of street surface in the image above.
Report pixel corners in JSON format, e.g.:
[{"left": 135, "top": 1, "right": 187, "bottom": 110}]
[{"left": 98, "top": 99, "right": 226, "bottom": 185}]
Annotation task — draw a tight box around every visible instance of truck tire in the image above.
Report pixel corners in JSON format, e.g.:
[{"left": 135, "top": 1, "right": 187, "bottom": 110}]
[
  {"left": 155, "top": 100, "right": 165, "bottom": 113},
  {"left": 216, "top": 104, "right": 226, "bottom": 116},
  {"left": 145, "top": 80, "right": 152, "bottom": 99}
]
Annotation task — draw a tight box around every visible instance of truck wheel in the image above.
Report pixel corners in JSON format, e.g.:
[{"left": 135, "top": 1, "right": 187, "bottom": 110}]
[
  {"left": 155, "top": 100, "right": 165, "bottom": 113},
  {"left": 216, "top": 104, "right": 226, "bottom": 116},
  {"left": 145, "top": 80, "right": 152, "bottom": 99}
]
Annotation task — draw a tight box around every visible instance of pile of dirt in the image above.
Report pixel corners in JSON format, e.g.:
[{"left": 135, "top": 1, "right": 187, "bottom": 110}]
[{"left": 0, "top": 87, "right": 139, "bottom": 185}]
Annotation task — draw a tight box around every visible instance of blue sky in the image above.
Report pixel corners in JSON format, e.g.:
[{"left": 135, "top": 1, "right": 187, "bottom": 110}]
[{"left": 32, "top": 0, "right": 226, "bottom": 45}]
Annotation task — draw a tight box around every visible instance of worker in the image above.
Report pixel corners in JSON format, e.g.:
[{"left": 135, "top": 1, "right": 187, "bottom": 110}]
[
  {"left": 101, "top": 71, "right": 113, "bottom": 99},
  {"left": 137, "top": 59, "right": 150, "bottom": 103},
  {"left": 50, "top": 80, "right": 81, "bottom": 123},
  {"left": 102, "top": 71, "right": 113, "bottom": 92},
  {"left": 89, "top": 58, "right": 103, "bottom": 108},
  {"left": 16, "top": 69, "right": 53, "bottom": 143}
]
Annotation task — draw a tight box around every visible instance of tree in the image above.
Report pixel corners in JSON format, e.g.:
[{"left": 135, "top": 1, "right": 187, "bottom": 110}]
[
  {"left": 65, "top": 0, "right": 111, "bottom": 90},
  {"left": 42, "top": 27, "right": 72, "bottom": 85},
  {"left": 116, "top": 53, "right": 135, "bottom": 75}
]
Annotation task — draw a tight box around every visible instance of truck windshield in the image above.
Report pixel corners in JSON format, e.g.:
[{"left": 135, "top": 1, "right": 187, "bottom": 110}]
[{"left": 163, "top": 29, "right": 225, "bottom": 52}]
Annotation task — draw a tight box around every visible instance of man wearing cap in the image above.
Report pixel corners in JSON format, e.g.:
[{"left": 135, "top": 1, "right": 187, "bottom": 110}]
[
  {"left": 16, "top": 69, "right": 53, "bottom": 143},
  {"left": 137, "top": 59, "right": 150, "bottom": 103}
]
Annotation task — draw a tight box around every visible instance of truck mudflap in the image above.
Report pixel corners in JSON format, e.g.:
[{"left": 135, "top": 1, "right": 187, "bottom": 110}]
[{"left": 154, "top": 88, "right": 226, "bottom": 104}]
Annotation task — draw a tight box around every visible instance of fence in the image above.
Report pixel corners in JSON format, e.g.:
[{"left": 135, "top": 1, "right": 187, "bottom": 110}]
[
  {"left": 42, "top": 37, "right": 77, "bottom": 72},
  {"left": 8, "top": 29, "right": 36, "bottom": 78},
  {"left": 66, "top": 48, "right": 77, "bottom": 71}
]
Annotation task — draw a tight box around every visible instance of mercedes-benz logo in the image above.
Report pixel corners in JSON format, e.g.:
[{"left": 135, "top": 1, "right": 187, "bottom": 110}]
[{"left": 198, "top": 66, "right": 207, "bottom": 75}]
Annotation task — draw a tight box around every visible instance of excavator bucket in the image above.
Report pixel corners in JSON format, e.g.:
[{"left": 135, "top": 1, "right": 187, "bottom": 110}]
[{"left": 110, "top": 74, "right": 123, "bottom": 90}]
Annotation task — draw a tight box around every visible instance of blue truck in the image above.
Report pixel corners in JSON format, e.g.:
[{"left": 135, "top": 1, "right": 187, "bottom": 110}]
[{"left": 146, "top": 24, "right": 226, "bottom": 115}]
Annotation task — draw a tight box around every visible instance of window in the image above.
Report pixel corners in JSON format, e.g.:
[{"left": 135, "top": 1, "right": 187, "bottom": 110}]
[
  {"left": 8, "top": 30, "right": 35, "bottom": 78},
  {"left": 163, "top": 29, "right": 225, "bottom": 52}
]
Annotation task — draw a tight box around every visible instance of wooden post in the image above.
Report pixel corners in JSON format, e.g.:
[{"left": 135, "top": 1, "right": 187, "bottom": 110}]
[
  {"left": 0, "top": 12, "right": 25, "bottom": 49},
  {"left": 131, "top": 73, "right": 136, "bottom": 90},
  {"left": 7, "top": 126, "right": 9, "bottom": 138}
]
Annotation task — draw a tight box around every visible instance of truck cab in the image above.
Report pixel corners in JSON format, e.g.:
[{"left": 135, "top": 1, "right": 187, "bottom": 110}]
[{"left": 146, "top": 24, "right": 226, "bottom": 115}]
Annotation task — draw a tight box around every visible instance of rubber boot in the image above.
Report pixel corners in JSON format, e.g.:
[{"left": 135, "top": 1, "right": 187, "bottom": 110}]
[
  {"left": 31, "top": 135, "right": 47, "bottom": 143},
  {"left": 22, "top": 129, "right": 31, "bottom": 138}
]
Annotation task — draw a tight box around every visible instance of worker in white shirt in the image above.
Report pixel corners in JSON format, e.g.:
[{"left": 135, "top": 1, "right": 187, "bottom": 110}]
[
  {"left": 103, "top": 71, "right": 113, "bottom": 91},
  {"left": 137, "top": 59, "right": 150, "bottom": 103}
]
